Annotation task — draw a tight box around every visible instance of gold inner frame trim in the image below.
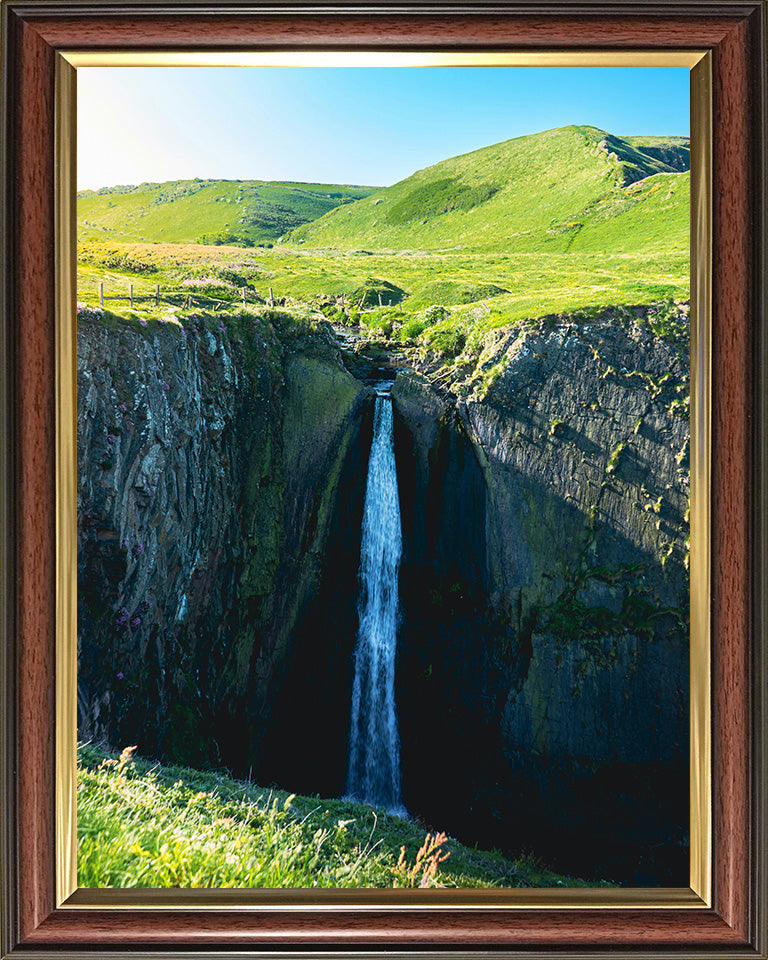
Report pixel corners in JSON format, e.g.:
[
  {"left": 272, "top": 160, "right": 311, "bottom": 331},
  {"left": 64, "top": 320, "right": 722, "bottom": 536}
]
[
  {"left": 55, "top": 52, "right": 78, "bottom": 906},
  {"left": 56, "top": 49, "right": 711, "bottom": 910},
  {"left": 63, "top": 51, "right": 705, "bottom": 68},
  {"left": 688, "top": 51, "right": 713, "bottom": 910}
]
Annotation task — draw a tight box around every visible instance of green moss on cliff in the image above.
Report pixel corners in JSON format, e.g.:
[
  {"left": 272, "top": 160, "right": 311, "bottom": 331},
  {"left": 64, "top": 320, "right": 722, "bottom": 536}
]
[{"left": 540, "top": 561, "right": 688, "bottom": 681}]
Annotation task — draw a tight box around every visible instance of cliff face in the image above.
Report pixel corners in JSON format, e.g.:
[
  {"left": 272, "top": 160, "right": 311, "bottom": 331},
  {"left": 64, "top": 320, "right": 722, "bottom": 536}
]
[
  {"left": 391, "top": 302, "right": 690, "bottom": 884},
  {"left": 77, "top": 313, "right": 366, "bottom": 771},
  {"left": 77, "top": 300, "right": 690, "bottom": 885}
]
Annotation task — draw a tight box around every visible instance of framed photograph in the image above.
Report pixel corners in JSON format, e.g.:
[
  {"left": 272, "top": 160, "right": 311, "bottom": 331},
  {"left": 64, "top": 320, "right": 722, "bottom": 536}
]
[
  {"left": 72, "top": 52, "right": 700, "bottom": 893},
  {"left": 1, "top": 1, "right": 766, "bottom": 957}
]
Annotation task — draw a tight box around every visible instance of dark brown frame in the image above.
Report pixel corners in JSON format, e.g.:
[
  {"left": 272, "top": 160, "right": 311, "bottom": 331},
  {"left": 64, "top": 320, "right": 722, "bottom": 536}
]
[{"left": 1, "top": 1, "right": 766, "bottom": 956}]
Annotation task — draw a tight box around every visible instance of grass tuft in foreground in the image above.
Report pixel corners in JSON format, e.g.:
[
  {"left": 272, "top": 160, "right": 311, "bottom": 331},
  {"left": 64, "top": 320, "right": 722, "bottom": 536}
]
[{"left": 77, "top": 743, "right": 616, "bottom": 889}]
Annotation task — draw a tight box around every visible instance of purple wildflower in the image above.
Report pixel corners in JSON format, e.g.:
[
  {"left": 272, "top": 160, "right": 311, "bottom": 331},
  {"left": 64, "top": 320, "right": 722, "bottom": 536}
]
[
  {"left": 114, "top": 605, "right": 130, "bottom": 627},
  {"left": 76, "top": 303, "right": 104, "bottom": 320}
]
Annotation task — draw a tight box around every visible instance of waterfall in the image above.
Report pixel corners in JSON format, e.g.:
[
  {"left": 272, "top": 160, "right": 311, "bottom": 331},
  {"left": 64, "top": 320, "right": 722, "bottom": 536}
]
[{"left": 345, "top": 395, "right": 405, "bottom": 815}]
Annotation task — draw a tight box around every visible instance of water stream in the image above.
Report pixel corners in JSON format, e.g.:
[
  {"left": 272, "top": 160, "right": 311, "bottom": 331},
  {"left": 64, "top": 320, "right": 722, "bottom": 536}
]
[{"left": 345, "top": 394, "right": 405, "bottom": 815}]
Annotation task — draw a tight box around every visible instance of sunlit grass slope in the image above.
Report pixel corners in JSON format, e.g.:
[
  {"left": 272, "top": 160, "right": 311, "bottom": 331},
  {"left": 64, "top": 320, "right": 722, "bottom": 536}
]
[
  {"left": 78, "top": 179, "right": 377, "bottom": 246},
  {"left": 77, "top": 744, "right": 616, "bottom": 888},
  {"left": 290, "top": 125, "right": 689, "bottom": 253}
]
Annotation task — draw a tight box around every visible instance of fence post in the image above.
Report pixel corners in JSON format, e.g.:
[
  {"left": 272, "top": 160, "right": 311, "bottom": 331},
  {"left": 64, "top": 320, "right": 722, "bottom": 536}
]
[
  {"left": 98, "top": 282, "right": 104, "bottom": 308},
  {"left": 242, "top": 287, "right": 246, "bottom": 307},
  {"left": 378, "top": 293, "right": 383, "bottom": 307},
  {"left": 269, "top": 287, "right": 274, "bottom": 307},
  {"left": 155, "top": 284, "right": 160, "bottom": 307},
  {"left": 129, "top": 283, "right": 134, "bottom": 309}
]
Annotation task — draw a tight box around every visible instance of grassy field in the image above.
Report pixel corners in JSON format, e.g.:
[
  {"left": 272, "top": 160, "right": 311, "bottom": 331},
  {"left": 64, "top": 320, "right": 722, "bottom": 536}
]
[
  {"left": 76, "top": 238, "right": 689, "bottom": 368},
  {"left": 76, "top": 127, "right": 689, "bottom": 260},
  {"left": 78, "top": 743, "right": 616, "bottom": 888}
]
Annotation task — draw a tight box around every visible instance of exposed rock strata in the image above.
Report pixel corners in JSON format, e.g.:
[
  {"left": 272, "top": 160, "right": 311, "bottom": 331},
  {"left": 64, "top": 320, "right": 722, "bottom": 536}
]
[
  {"left": 390, "top": 302, "right": 690, "bottom": 884},
  {"left": 77, "top": 314, "right": 365, "bottom": 769}
]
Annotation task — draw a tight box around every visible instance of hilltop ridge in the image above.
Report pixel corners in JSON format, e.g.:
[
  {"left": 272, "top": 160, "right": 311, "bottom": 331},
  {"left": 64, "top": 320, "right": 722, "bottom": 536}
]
[
  {"left": 77, "top": 125, "right": 689, "bottom": 255},
  {"left": 289, "top": 124, "right": 689, "bottom": 253}
]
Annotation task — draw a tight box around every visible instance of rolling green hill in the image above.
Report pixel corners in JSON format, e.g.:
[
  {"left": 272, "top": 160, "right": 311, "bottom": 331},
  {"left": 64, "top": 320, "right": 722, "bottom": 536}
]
[
  {"left": 289, "top": 125, "right": 689, "bottom": 254},
  {"left": 78, "top": 179, "right": 378, "bottom": 246},
  {"left": 76, "top": 124, "right": 690, "bottom": 349}
]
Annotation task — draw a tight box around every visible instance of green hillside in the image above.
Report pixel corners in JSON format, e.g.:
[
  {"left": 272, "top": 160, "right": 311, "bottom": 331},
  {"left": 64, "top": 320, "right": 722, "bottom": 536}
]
[
  {"left": 289, "top": 125, "right": 689, "bottom": 254},
  {"left": 78, "top": 178, "right": 378, "bottom": 246},
  {"left": 76, "top": 124, "right": 690, "bottom": 358}
]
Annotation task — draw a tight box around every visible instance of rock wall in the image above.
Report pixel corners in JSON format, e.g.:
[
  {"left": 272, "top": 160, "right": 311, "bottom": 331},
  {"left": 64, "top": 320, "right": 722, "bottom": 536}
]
[
  {"left": 77, "top": 299, "right": 690, "bottom": 885},
  {"left": 391, "top": 302, "right": 690, "bottom": 884},
  {"left": 77, "top": 313, "right": 366, "bottom": 771}
]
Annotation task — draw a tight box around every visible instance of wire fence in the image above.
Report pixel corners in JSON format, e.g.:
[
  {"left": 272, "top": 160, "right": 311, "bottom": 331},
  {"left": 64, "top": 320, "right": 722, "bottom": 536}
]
[
  {"left": 97, "top": 281, "right": 277, "bottom": 312},
  {"left": 97, "top": 282, "right": 393, "bottom": 313}
]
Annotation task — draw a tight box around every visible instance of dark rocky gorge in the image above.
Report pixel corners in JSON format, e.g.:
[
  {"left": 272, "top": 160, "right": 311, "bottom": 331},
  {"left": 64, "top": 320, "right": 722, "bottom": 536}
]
[{"left": 77, "top": 302, "right": 690, "bottom": 885}]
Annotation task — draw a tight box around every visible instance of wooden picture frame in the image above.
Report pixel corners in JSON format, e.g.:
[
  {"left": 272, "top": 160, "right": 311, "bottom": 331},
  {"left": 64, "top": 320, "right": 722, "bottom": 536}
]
[{"left": 1, "top": 1, "right": 766, "bottom": 955}]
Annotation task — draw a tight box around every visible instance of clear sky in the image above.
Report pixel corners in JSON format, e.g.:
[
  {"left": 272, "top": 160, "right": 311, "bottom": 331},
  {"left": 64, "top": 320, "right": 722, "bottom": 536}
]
[{"left": 77, "top": 66, "right": 689, "bottom": 191}]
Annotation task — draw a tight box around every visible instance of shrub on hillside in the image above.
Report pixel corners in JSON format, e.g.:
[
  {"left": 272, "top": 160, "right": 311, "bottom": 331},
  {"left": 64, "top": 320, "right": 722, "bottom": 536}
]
[
  {"left": 79, "top": 249, "right": 158, "bottom": 275},
  {"left": 399, "top": 319, "right": 427, "bottom": 343},
  {"left": 386, "top": 178, "right": 499, "bottom": 224},
  {"left": 196, "top": 232, "right": 254, "bottom": 247},
  {"left": 423, "top": 322, "right": 467, "bottom": 358},
  {"left": 423, "top": 304, "right": 449, "bottom": 326}
]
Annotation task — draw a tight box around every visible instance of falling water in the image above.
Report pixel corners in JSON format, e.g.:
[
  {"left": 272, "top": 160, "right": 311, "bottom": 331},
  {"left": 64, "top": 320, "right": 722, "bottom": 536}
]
[{"left": 345, "top": 395, "right": 405, "bottom": 815}]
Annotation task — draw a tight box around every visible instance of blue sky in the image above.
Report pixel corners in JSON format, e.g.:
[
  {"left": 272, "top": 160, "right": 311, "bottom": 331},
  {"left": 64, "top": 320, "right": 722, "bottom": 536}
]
[{"left": 77, "top": 66, "right": 689, "bottom": 191}]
